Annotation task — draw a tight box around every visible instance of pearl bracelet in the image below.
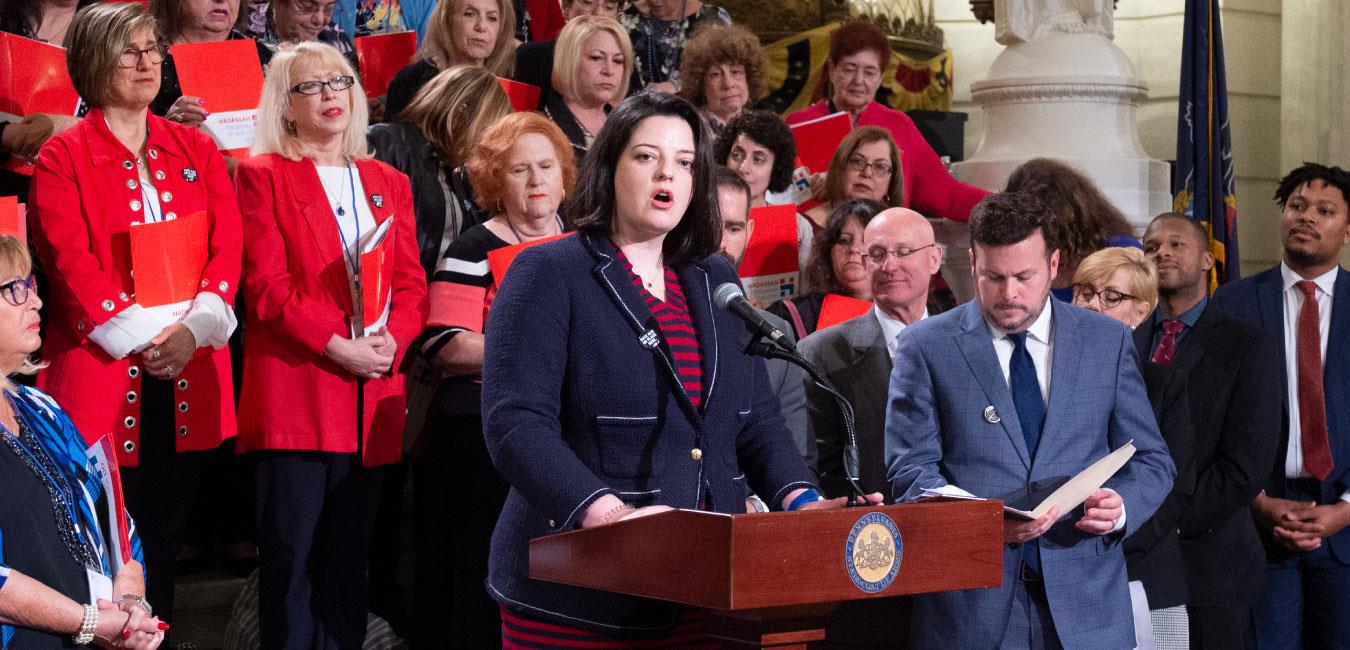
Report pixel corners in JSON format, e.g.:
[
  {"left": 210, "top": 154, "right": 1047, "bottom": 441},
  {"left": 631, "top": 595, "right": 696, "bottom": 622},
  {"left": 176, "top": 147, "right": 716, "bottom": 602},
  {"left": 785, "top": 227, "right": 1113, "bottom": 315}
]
[{"left": 73, "top": 603, "right": 98, "bottom": 645}]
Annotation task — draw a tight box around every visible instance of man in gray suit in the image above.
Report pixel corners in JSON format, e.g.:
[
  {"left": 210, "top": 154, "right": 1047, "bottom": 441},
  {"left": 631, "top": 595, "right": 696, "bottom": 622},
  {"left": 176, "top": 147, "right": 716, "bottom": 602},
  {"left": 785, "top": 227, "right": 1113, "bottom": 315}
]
[
  {"left": 886, "top": 192, "right": 1175, "bottom": 649},
  {"left": 799, "top": 207, "right": 941, "bottom": 498},
  {"left": 715, "top": 167, "right": 815, "bottom": 470}
]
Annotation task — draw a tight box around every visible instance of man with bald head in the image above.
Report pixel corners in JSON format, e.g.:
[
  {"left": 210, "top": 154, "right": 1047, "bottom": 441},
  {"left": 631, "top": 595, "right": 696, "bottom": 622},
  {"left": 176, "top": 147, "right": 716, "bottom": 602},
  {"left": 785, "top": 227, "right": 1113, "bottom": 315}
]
[
  {"left": 800, "top": 207, "right": 942, "bottom": 496},
  {"left": 796, "top": 206, "right": 942, "bottom": 647}
]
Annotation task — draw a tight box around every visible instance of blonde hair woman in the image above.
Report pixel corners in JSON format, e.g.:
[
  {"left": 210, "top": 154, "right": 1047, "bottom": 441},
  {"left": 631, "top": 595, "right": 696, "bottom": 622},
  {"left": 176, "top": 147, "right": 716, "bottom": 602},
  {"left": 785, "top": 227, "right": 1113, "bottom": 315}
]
[
  {"left": 234, "top": 41, "right": 427, "bottom": 648},
  {"left": 369, "top": 65, "right": 512, "bottom": 276},
  {"left": 383, "top": 0, "right": 515, "bottom": 119},
  {"left": 1071, "top": 246, "right": 1158, "bottom": 329},
  {"left": 542, "top": 15, "right": 632, "bottom": 161}
]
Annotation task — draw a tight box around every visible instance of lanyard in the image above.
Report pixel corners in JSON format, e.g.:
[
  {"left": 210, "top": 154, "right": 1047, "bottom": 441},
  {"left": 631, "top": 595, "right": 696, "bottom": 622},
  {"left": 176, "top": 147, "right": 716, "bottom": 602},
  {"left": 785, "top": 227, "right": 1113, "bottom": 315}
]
[
  {"left": 331, "top": 160, "right": 363, "bottom": 291},
  {"left": 0, "top": 408, "right": 94, "bottom": 565}
]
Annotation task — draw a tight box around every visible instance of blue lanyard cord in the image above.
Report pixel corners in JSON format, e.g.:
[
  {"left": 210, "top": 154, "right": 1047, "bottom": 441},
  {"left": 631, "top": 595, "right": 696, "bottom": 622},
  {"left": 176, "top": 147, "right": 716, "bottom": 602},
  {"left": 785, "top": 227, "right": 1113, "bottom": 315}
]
[
  {"left": 332, "top": 159, "right": 363, "bottom": 290},
  {"left": 0, "top": 405, "right": 97, "bottom": 568}
]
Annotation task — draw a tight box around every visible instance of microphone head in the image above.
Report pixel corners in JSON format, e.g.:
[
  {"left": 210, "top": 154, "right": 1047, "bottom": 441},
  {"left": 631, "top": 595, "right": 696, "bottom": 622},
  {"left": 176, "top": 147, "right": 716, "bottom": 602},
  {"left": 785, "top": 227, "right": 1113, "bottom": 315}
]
[{"left": 713, "top": 282, "right": 745, "bottom": 310}]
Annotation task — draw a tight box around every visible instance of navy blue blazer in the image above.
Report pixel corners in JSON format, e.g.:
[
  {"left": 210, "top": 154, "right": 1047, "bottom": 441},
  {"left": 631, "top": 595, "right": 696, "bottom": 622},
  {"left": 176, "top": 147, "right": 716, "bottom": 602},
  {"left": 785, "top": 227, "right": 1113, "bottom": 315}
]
[
  {"left": 886, "top": 299, "right": 1175, "bottom": 650},
  {"left": 1211, "top": 265, "right": 1350, "bottom": 563},
  {"left": 480, "top": 232, "right": 818, "bottom": 633}
]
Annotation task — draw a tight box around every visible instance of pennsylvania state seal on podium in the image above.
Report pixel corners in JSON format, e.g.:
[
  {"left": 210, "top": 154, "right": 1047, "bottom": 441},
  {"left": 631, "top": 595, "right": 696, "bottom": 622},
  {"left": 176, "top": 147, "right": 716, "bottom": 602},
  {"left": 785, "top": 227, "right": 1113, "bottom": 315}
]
[{"left": 845, "top": 512, "right": 902, "bottom": 593}]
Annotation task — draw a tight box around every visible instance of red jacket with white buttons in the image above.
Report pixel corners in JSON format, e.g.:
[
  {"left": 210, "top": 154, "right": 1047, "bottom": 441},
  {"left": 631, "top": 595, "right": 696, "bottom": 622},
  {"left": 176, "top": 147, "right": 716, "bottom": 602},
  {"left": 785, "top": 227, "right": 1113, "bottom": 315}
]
[{"left": 29, "top": 109, "right": 241, "bottom": 466}]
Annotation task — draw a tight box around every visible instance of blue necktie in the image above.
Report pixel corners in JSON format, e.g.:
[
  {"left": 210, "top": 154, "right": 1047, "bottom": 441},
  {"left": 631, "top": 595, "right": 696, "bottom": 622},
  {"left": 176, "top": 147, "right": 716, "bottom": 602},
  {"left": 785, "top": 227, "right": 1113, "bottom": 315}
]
[{"left": 1009, "top": 331, "right": 1045, "bottom": 573}]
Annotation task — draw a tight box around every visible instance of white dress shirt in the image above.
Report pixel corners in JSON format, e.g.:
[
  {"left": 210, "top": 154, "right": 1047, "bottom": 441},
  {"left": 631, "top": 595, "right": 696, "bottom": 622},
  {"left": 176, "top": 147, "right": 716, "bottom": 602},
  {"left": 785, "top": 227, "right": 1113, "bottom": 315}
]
[
  {"left": 1278, "top": 263, "right": 1350, "bottom": 503},
  {"left": 875, "top": 305, "right": 927, "bottom": 362}
]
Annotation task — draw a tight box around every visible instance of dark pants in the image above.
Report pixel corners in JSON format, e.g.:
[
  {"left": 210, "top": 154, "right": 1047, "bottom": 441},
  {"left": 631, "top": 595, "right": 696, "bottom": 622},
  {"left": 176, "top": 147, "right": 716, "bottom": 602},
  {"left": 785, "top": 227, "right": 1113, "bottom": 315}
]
[
  {"left": 120, "top": 376, "right": 207, "bottom": 626},
  {"left": 1187, "top": 604, "right": 1255, "bottom": 649},
  {"left": 412, "top": 413, "right": 508, "bottom": 650},
  {"left": 254, "top": 450, "right": 384, "bottom": 650},
  {"left": 1252, "top": 481, "right": 1350, "bottom": 650}
]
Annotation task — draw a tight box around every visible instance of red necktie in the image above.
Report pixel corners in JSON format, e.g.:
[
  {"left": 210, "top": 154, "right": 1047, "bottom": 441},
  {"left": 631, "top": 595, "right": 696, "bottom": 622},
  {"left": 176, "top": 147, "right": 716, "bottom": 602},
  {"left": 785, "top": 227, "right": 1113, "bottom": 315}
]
[
  {"left": 1296, "top": 280, "right": 1333, "bottom": 481},
  {"left": 1150, "top": 319, "right": 1185, "bottom": 366}
]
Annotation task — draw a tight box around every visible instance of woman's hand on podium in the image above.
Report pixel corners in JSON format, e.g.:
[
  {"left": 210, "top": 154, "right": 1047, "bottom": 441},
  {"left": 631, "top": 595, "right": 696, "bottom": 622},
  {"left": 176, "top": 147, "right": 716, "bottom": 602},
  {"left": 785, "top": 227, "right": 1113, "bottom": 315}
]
[{"left": 796, "top": 493, "right": 884, "bottom": 511}]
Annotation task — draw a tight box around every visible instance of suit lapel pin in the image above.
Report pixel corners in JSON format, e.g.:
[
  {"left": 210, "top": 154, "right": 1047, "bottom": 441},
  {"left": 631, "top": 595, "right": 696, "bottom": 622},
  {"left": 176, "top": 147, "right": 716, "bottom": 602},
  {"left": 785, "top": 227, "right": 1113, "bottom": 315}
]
[
  {"left": 638, "top": 329, "right": 659, "bottom": 349},
  {"left": 371, "top": 193, "right": 384, "bottom": 208},
  {"left": 181, "top": 168, "right": 198, "bottom": 182},
  {"left": 983, "top": 405, "right": 1000, "bottom": 423}
]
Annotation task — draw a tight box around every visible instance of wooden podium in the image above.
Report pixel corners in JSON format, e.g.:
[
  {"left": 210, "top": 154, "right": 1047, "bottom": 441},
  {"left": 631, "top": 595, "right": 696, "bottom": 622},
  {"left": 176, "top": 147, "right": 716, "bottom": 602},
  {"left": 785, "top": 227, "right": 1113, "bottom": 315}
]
[{"left": 530, "top": 499, "right": 1003, "bottom": 648}]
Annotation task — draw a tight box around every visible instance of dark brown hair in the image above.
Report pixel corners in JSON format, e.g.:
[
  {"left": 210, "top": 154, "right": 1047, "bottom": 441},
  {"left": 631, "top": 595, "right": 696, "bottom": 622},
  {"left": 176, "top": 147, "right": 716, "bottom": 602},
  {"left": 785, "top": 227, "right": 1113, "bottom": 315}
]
[
  {"left": 828, "top": 20, "right": 891, "bottom": 65},
  {"left": 1004, "top": 158, "right": 1131, "bottom": 272},
  {"left": 805, "top": 199, "right": 884, "bottom": 294},
  {"left": 969, "top": 191, "right": 1059, "bottom": 255}
]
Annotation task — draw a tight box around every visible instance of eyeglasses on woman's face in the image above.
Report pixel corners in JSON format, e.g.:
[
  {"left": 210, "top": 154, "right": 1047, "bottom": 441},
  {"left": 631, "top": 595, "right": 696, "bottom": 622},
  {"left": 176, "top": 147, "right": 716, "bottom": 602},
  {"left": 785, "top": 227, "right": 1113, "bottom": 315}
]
[
  {"left": 290, "top": 75, "right": 355, "bottom": 95},
  {"left": 117, "top": 43, "right": 168, "bottom": 68},
  {"left": 0, "top": 276, "right": 36, "bottom": 307},
  {"left": 846, "top": 155, "right": 892, "bottom": 178},
  {"left": 1071, "top": 284, "right": 1139, "bottom": 309}
]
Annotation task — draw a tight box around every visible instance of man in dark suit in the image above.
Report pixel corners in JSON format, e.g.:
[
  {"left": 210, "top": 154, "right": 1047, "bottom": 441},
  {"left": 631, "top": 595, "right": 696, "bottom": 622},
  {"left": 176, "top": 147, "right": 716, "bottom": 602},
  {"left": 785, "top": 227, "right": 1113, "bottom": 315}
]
[
  {"left": 1136, "top": 212, "right": 1280, "bottom": 648},
  {"left": 1211, "top": 163, "right": 1350, "bottom": 649},
  {"left": 795, "top": 207, "right": 940, "bottom": 648},
  {"left": 714, "top": 167, "right": 815, "bottom": 470},
  {"left": 798, "top": 207, "right": 941, "bottom": 498}
]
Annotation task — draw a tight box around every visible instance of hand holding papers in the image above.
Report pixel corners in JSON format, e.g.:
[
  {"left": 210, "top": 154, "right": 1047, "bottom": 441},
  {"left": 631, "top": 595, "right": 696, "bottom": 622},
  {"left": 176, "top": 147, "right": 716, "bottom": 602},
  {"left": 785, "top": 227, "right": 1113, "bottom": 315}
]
[
  {"left": 1004, "top": 441, "right": 1136, "bottom": 521},
  {"left": 0, "top": 33, "right": 80, "bottom": 174},
  {"left": 173, "top": 39, "right": 264, "bottom": 158}
]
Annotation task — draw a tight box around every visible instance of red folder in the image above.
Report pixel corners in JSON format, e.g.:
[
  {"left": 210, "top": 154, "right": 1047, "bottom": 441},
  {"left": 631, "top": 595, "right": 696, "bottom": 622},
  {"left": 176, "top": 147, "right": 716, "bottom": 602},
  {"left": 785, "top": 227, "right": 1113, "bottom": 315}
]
[
  {"left": 486, "top": 232, "right": 571, "bottom": 285},
  {"left": 172, "top": 39, "right": 264, "bottom": 158},
  {"left": 359, "top": 233, "right": 392, "bottom": 334},
  {"left": 0, "top": 196, "right": 24, "bottom": 242},
  {"left": 740, "top": 204, "right": 798, "bottom": 278},
  {"left": 129, "top": 211, "right": 209, "bottom": 308},
  {"left": 498, "top": 77, "right": 542, "bottom": 113},
  {"left": 87, "top": 436, "right": 134, "bottom": 571},
  {"left": 789, "top": 111, "right": 851, "bottom": 174},
  {"left": 355, "top": 31, "right": 418, "bottom": 99},
  {"left": 0, "top": 33, "right": 80, "bottom": 175},
  {"left": 815, "top": 293, "right": 873, "bottom": 330}
]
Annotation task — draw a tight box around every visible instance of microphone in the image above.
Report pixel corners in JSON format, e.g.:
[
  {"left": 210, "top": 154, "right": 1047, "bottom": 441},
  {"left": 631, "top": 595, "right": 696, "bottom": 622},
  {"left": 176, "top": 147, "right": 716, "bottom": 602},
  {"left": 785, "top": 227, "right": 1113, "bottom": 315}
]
[{"left": 713, "top": 283, "right": 795, "bottom": 352}]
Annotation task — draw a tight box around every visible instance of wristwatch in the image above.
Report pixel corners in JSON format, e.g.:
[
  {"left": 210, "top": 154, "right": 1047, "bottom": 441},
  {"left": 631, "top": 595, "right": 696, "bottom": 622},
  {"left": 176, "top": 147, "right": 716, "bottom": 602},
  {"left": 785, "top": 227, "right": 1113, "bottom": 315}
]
[
  {"left": 73, "top": 603, "right": 98, "bottom": 645},
  {"left": 117, "top": 593, "right": 153, "bottom": 616}
]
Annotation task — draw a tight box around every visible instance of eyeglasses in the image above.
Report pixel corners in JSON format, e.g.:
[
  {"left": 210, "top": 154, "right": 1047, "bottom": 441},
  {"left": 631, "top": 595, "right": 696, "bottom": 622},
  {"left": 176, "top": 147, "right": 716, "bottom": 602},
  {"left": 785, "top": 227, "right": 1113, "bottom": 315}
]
[
  {"left": 1072, "top": 284, "right": 1139, "bottom": 309},
  {"left": 0, "top": 276, "right": 36, "bottom": 307},
  {"left": 865, "top": 244, "right": 936, "bottom": 265},
  {"left": 290, "top": 75, "right": 355, "bottom": 95},
  {"left": 846, "top": 156, "right": 892, "bottom": 177},
  {"left": 117, "top": 44, "right": 168, "bottom": 68},
  {"left": 292, "top": 0, "right": 338, "bottom": 16}
]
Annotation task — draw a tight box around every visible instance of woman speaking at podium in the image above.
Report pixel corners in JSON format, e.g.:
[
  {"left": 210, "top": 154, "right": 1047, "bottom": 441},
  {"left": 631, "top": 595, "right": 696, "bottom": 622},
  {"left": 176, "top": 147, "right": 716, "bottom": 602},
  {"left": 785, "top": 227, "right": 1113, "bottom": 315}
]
[{"left": 481, "top": 92, "right": 874, "bottom": 647}]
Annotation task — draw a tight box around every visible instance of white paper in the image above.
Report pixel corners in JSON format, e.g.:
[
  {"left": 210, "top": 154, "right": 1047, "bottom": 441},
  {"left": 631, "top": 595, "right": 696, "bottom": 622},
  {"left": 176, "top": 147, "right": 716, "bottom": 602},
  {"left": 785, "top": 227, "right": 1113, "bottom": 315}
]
[
  {"left": 740, "top": 271, "right": 799, "bottom": 309},
  {"left": 202, "top": 108, "right": 258, "bottom": 151},
  {"left": 920, "top": 484, "right": 981, "bottom": 499},
  {"left": 1003, "top": 440, "right": 1136, "bottom": 521}
]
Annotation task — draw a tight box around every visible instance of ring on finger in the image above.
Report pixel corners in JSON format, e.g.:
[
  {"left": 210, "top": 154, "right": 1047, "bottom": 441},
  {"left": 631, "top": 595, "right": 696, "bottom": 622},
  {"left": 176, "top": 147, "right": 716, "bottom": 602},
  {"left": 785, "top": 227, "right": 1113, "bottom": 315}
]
[{"left": 152, "top": 347, "right": 162, "bottom": 360}]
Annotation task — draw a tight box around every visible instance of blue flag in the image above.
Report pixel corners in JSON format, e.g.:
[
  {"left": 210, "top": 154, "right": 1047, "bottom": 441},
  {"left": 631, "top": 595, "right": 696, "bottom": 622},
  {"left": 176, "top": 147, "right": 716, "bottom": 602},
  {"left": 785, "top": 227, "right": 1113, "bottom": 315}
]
[{"left": 1174, "top": 0, "right": 1239, "bottom": 287}]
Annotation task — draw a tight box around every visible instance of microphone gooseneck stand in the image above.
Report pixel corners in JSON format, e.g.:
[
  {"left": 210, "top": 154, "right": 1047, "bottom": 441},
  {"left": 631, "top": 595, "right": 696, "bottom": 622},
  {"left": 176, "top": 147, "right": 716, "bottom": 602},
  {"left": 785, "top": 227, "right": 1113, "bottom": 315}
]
[{"left": 747, "top": 339, "right": 869, "bottom": 507}]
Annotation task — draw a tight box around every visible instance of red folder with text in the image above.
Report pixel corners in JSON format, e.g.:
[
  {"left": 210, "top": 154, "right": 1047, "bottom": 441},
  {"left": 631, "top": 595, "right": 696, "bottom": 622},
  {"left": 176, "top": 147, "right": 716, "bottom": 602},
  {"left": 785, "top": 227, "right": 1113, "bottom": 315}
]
[
  {"left": 739, "top": 204, "right": 799, "bottom": 307},
  {"left": 0, "top": 197, "right": 24, "bottom": 242},
  {"left": 355, "top": 217, "right": 396, "bottom": 337},
  {"left": 498, "top": 78, "right": 542, "bottom": 113},
  {"left": 789, "top": 111, "right": 851, "bottom": 174},
  {"left": 0, "top": 33, "right": 80, "bottom": 175},
  {"left": 487, "top": 232, "right": 571, "bottom": 285},
  {"left": 173, "top": 39, "right": 264, "bottom": 158},
  {"left": 356, "top": 31, "right": 418, "bottom": 99},
  {"left": 816, "top": 293, "right": 873, "bottom": 330},
  {"left": 130, "top": 211, "right": 209, "bottom": 329},
  {"left": 86, "top": 436, "right": 133, "bottom": 573}
]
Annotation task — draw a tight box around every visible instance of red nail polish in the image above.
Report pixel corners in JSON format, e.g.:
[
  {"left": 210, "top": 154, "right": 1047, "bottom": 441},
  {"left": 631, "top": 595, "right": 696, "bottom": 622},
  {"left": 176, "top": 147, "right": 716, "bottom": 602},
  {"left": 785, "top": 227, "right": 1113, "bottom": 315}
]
[
  {"left": 123, "top": 630, "right": 133, "bottom": 639},
  {"left": 158, "top": 622, "right": 171, "bottom": 631}
]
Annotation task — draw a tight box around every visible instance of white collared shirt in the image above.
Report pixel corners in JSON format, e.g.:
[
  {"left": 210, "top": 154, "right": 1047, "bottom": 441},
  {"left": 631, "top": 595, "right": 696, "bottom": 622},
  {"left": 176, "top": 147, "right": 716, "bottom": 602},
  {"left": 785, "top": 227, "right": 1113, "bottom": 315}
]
[
  {"left": 986, "top": 297, "right": 1054, "bottom": 402},
  {"left": 875, "top": 305, "right": 928, "bottom": 362},
  {"left": 1278, "top": 264, "right": 1350, "bottom": 503}
]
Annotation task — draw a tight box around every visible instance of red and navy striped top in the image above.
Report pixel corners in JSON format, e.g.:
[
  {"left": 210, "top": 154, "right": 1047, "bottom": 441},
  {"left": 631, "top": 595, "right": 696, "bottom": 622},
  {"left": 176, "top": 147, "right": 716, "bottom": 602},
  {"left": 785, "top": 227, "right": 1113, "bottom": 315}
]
[{"left": 618, "top": 250, "right": 703, "bottom": 410}]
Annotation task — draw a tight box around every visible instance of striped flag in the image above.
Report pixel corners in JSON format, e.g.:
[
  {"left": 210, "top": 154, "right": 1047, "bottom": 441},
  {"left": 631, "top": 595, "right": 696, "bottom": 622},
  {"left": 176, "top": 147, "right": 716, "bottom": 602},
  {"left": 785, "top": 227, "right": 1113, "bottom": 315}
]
[{"left": 1173, "top": 0, "right": 1239, "bottom": 287}]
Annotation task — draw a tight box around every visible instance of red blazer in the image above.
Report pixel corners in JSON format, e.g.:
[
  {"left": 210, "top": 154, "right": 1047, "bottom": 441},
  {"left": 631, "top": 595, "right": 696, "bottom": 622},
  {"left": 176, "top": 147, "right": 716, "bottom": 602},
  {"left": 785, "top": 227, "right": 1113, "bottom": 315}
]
[
  {"left": 28, "top": 109, "right": 241, "bottom": 467},
  {"left": 786, "top": 100, "right": 990, "bottom": 222},
  {"left": 233, "top": 154, "right": 427, "bottom": 466}
]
